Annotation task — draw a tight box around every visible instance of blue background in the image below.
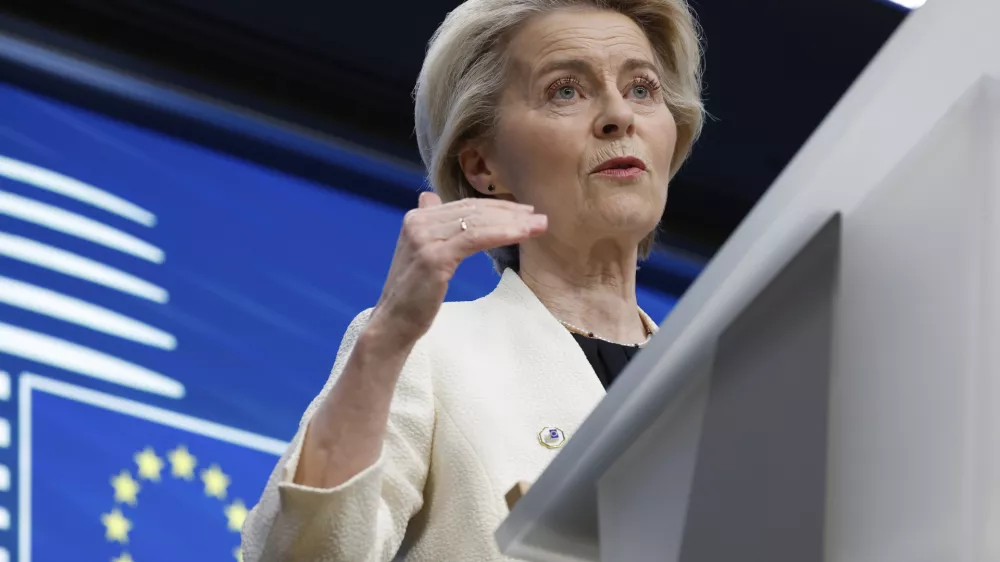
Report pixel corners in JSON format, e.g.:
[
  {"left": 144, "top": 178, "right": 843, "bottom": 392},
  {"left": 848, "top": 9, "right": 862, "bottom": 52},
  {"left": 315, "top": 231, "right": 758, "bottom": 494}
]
[
  {"left": 0, "top": 80, "right": 680, "bottom": 561},
  {"left": 30, "top": 388, "right": 274, "bottom": 562}
]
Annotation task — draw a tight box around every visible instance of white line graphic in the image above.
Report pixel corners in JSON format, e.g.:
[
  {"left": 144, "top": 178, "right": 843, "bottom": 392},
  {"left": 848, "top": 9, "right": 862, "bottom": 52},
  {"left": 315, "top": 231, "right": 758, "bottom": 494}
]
[
  {"left": 17, "top": 373, "right": 287, "bottom": 562},
  {"left": 17, "top": 374, "right": 31, "bottom": 562},
  {"left": 0, "top": 232, "right": 168, "bottom": 303},
  {"left": 22, "top": 374, "right": 286, "bottom": 453},
  {"left": 0, "top": 191, "right": 164, "bottom": 263},
  {"left": 0, "top": 155, "right": 156, "bottom": 226},
  {"left": 0, "top": 323, "right": 184, "bottom": 398},
  {"left": 0, "top": 276, "right": 176, "bottom": 350}
]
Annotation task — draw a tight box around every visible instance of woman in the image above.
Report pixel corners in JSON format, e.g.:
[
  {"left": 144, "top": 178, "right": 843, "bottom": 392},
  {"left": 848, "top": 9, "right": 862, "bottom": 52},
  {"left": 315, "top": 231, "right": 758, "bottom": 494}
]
[{"left": 242, "top": 0, "right": 703, "bottom": 559}]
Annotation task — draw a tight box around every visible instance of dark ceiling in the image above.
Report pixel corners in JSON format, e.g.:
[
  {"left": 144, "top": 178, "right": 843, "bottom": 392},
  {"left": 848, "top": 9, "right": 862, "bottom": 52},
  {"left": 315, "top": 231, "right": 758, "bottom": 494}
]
[{"left": 0, "top": 0, "right": 907, "bottom": 259}]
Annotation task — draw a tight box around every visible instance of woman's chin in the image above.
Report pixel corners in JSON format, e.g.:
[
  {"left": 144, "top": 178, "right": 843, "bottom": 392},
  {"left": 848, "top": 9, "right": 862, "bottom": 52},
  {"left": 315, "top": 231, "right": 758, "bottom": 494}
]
[
  {"left": 592, "top": 191, "right": 664, "bottom": 223},
  {"left": 588, "top": 176, "right": 664, "bottom": 199},
  {"left": 588, "top": 210, "right": 661, "bottom": 239}
]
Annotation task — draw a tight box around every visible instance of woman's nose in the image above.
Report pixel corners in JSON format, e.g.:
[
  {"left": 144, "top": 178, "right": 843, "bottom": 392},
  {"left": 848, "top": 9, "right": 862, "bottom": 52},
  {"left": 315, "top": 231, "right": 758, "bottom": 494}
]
[{"left": 595, "top": 93, "right": 635, "bottom": 139}]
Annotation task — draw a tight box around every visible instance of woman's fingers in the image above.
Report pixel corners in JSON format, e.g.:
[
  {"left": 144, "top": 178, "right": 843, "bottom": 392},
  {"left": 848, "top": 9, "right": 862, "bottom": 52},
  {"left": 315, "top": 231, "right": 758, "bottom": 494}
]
[
  {"left": 411, "top": 197, "right": 538, "bottom": 241},
  {"left": 405, "top": 192, "right": 546, "bottom": 260},
  {"left": 423, "top": 196, "right": 535, "bottom": 219},
  {"left": 418, "top": 190, "right": 442, "bottom": 208},
  {"left": 424, "top": 204, "right": 544, "bottom": 241},
  {"left": 448, "top": 213, "right": 548, "bottom": 255}
]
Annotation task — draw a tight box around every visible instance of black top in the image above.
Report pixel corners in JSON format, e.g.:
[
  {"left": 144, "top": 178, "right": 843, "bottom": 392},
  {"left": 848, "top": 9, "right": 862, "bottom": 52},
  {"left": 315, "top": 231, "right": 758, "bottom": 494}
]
[{"left": 570, "top": 333, "right": 642, "bottom": 389}]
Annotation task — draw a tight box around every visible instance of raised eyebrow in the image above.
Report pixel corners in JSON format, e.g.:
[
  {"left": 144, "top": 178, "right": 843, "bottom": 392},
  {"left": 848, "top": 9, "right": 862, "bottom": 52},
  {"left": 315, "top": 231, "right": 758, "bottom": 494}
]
[
  {"left": 534, "top": 59, "right": 597, "bottom": 80},
  {"left": 534, "top": 58, "right": 661, "bottom": 80},
  {"left": 620, "top": 58, "right": 661, "bottom": 78}
]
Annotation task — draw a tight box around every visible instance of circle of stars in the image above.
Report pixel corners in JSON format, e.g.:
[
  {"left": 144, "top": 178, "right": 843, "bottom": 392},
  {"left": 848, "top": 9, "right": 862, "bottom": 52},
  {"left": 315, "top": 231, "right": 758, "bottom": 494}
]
[{"left": 102, "top": 445, "right": 249, "bottom": 561}]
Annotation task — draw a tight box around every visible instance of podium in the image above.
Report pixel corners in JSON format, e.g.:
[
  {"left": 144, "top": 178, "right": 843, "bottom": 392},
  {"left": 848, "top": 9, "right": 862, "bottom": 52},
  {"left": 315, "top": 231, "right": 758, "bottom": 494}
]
[{"left": 496, "top": 0, "right": 1000, "bottom": 560}]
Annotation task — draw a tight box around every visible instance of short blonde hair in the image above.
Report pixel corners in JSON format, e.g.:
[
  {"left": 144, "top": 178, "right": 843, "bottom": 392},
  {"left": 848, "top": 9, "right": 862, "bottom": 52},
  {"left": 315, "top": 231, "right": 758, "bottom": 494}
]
[{"left": 414, "top": 0, "right": 704, "bottom": 272}]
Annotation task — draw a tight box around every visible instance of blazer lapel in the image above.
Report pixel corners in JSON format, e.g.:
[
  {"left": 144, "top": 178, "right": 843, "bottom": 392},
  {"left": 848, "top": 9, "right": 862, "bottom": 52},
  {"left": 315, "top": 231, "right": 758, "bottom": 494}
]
[
  {"left": 481, "top": 268, "right": 663, "bottom": 398},
  {"left": 486, "top": 268, "right": 605, "bottom": 394},
  {"left": 474, "top": 269, "right": 664, "bottom": 464}
]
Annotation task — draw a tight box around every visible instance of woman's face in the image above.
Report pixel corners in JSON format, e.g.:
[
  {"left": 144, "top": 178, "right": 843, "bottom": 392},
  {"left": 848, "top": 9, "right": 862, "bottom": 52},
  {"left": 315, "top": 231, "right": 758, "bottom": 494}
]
[{"left": 472, "top": 8, "right": 678, "bottom": 252}]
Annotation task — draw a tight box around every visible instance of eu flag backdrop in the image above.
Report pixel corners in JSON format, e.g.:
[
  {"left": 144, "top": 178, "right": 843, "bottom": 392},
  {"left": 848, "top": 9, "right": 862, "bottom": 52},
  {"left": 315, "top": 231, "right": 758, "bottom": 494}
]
[
  {"left": 0, "top": 78, "right": 681, "bottom": 561},
  {"left": 24, "top": 374, "right": 280, "bottom": 562}
]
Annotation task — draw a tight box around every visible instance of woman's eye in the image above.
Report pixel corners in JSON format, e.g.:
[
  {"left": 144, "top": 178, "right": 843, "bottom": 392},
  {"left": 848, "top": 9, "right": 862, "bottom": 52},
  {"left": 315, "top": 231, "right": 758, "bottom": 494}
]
[
  {"left": 632, "top": 85, "right": 649, "bottom": 99},
  {"left": 556, "top": 86, "right": 576, "bottom": 100}
]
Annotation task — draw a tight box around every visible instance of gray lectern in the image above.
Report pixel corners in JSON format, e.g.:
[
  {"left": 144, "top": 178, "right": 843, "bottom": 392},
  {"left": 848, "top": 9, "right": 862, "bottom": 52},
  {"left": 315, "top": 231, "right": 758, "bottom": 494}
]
[{"left": 496, "top": 0, "right": 1000, "bottom": 559}]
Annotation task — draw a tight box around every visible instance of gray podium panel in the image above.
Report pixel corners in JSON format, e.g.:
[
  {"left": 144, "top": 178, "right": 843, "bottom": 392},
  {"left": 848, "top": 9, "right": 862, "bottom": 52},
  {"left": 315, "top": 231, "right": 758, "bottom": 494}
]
[
  {"left": 825, "top": 75, "right": 1000, "bottom": 562},
  {"left": 597, "top": 217, "right": 839, "bottom": 562},
  {"left": 596, "top": 354, "right": 711, "bottom": 562},
  {"left": 678, "top": 216, "right": 838, "bottom": 562}
]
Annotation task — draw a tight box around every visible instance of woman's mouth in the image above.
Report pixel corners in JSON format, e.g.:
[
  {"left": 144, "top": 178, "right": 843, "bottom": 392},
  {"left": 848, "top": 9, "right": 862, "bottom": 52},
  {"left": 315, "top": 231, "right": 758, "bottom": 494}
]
[{"left": 591, "top": 156, "right": 647, "bottom": 178}]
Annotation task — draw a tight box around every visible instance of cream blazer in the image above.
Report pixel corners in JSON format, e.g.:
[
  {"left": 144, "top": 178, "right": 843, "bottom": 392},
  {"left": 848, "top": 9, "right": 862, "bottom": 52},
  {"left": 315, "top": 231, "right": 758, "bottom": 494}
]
[{"left": 242, "top": 269, "right": 656, "bottom": 561}]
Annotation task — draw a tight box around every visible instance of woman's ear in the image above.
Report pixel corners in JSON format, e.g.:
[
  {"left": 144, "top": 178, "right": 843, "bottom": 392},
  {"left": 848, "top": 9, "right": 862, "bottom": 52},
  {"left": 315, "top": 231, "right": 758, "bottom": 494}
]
[{"left": 458, "top": 143, "right": 508, "bottom": 197}]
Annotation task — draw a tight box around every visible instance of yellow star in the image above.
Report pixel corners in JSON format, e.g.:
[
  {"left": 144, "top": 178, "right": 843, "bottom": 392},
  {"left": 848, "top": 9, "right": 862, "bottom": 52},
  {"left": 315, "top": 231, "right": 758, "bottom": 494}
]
[
  {"left": 201, "top": 464, "right": 230, "bottom": 499},
  {"left": 110, "top": 471, "right": 141, "bottom": 506},
  {"left": 233, "top": 546, "right": 243, "bottom": 562},
  {"left": 167, "top": 445, "right": 197, "bottom": 480},
  {"left": 101, "top": 508, "right": 133, "bottom": 544},
  {"left": 112, "top": 553, "right": 134, "bottom": 562},
  {"left": 224, "top": 499, "right": 248, "bottom": 532},
  {"left": 134, "top": 447, "right": 164, "bottom": 481}
]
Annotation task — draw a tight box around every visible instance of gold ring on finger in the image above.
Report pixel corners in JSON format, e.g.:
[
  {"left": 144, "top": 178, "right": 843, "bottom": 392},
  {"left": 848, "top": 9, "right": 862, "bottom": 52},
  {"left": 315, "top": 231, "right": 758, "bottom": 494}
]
[{"left": 459, "top": 217, "right": 469, "bottom": 232}]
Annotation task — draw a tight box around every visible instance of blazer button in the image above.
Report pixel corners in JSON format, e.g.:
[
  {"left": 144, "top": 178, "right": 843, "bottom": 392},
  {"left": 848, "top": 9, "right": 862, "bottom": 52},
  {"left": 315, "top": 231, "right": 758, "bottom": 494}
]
[{"left": 538, "top": 427, "right": 566, "bottom": 449}]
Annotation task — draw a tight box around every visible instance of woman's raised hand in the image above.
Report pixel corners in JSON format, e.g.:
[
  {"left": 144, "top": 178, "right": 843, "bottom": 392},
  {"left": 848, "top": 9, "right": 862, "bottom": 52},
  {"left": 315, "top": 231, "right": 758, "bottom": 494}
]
[{"left": 369, "top": 191, "right": 547, "bottom": 346}]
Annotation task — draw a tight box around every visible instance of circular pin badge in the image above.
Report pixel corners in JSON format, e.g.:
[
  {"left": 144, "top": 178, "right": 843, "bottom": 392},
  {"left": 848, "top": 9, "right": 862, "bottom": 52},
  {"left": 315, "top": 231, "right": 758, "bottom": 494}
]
[{"left": 538, "top": 427, "right": 566, "bottom": 449}]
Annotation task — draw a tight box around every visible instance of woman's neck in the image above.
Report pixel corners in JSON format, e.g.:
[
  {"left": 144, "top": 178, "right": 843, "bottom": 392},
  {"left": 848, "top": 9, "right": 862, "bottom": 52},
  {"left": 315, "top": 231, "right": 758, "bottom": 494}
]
[{"left": 518, "top": 240, "right": 647, "bottom": 344}]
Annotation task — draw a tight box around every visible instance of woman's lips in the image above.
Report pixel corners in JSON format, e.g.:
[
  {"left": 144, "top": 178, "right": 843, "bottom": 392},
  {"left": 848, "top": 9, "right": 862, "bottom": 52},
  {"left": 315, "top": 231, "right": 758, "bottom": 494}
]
[
  {"left": 594, "top": 167, "right": 645, "bottom": 178},
  {"left": 591, "top": 156, "right": 647, "bottom": 179}
]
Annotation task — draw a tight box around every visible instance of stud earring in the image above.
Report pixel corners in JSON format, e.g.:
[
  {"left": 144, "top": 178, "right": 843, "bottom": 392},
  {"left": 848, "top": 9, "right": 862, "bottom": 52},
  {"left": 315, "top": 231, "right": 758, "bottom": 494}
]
[{"left": 487, "top": 184, "right": 496, "bottom": 192}]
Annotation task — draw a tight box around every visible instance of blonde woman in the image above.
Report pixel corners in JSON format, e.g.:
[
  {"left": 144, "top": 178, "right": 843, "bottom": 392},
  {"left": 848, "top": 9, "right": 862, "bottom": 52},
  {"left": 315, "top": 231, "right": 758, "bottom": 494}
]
[{"left": 243, "top": 0, "right": 703, "bottom": 559}]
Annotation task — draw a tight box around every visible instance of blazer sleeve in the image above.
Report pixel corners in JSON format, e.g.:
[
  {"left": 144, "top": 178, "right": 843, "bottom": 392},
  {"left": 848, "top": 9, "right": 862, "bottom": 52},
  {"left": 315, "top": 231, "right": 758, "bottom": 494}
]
[{"left": 241, "top": 308, "right": 435, "bottom": 562}]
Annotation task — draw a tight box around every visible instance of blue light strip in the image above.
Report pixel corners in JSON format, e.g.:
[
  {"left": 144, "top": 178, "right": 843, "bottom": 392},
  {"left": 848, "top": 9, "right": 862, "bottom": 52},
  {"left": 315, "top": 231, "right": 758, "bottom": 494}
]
[{"left": 644, "top": 247, "right": 706, "bottom": 281}]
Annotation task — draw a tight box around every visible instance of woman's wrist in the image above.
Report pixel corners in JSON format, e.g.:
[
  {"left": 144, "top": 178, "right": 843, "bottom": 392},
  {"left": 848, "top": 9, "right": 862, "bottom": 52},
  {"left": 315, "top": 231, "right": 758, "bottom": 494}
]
[
  {"left": 363, "top": 308, "right": 422, "bottom": 355},
  {"left": 357, "top": 311, "right": 419, "bottom": 366}
]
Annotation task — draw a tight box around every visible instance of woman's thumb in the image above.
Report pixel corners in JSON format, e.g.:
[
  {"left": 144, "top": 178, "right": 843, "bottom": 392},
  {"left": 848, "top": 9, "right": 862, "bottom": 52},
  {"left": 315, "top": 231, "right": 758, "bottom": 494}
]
[{"left": 418, "top": 191, "right": 442, "bottom": 208}]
